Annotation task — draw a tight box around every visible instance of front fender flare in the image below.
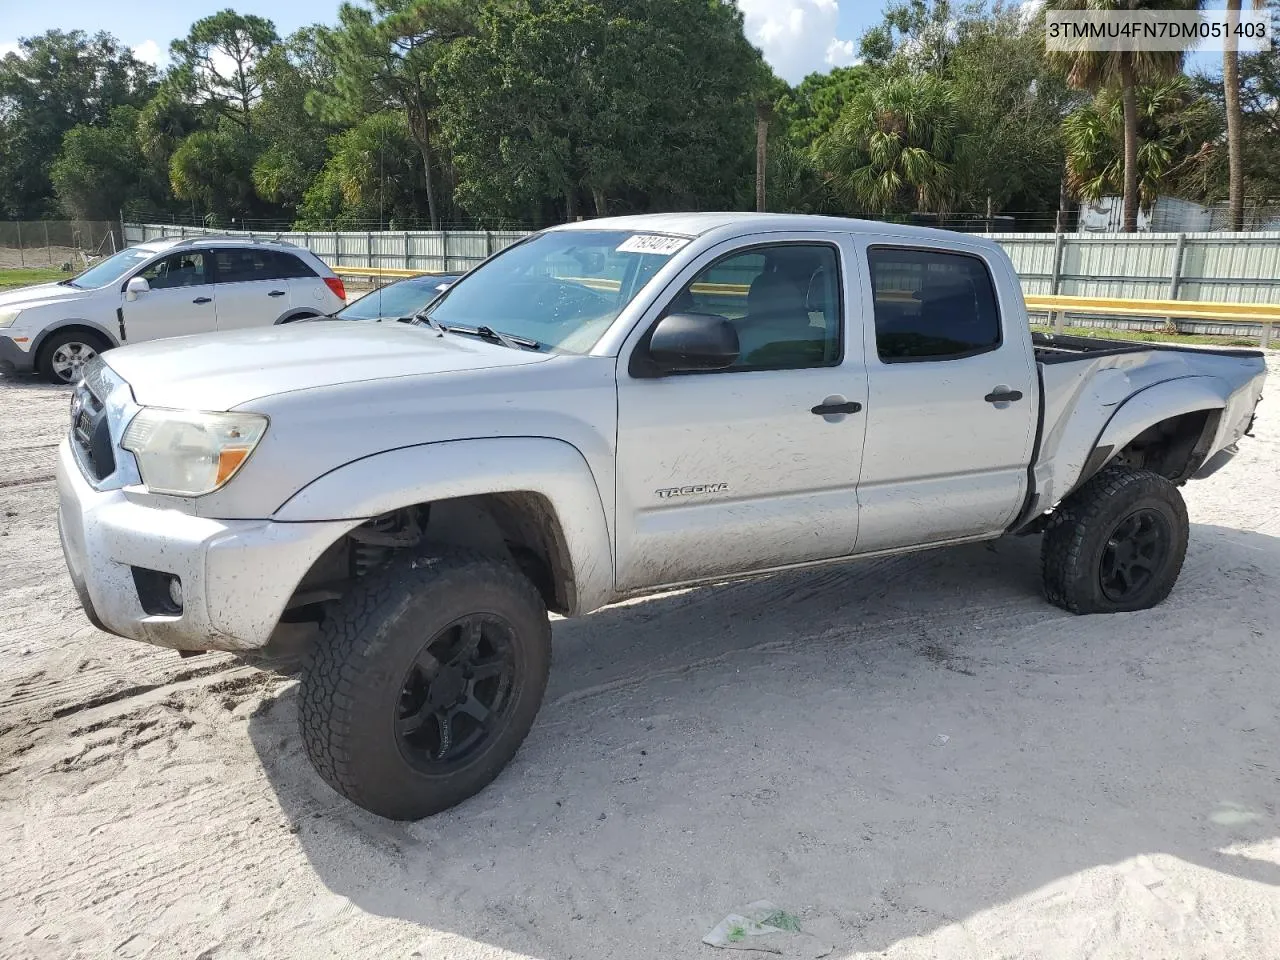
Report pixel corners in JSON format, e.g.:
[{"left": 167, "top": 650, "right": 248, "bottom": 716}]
[{"left": 273, "top": 437, "right": 615, "bottom": 615}]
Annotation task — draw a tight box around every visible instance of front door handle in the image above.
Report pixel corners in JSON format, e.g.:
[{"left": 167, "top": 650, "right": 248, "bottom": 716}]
[
  {"left": 984, "top": 388, "right": 1023, "bottom": 404},
  {"left": 268, "top": 289, "right": 286, "bottom": 297},
  {"left": 192, "top": 296, "right": 212, "bottom": 304},
  {"left": 811, "top": 400, "right": 863, "bottom": 416}
]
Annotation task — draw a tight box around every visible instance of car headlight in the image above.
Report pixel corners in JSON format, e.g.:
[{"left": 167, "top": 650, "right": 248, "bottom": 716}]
[
  {"left": 122, "top": 408, "right": 268, "bottom": 497},
  {"left": 0, "top": 309, "right": 21, "bottom": 328}
]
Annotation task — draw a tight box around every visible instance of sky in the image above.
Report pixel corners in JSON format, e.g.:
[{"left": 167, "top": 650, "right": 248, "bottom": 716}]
[
  {"left": 0, "top": 0, "right": 880, "bottom": 84},
  {"left": 0, "top": 0, "right": 1219, "bottom": 83}
]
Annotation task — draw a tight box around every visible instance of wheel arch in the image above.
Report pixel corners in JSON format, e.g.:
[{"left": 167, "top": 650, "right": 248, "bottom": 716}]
[
  {"left": 274, "top": 308, "right": 322, "bottom": 324},
  {"left": 1080, "top": 377, "right": 1229, "bottom": 491},
  {"left": 1015, "top": 376, "right": 1229, "bottom": 532},
  {"left": 274, "top": 437, "right": 616, "bottom": 617},
  {"left": 31, "top": 318, "right": 121, "bottom": 357}
]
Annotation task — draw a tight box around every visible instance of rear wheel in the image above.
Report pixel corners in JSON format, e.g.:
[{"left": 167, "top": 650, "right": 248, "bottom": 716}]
[
  {"left": 298, "top": 549, "right": 551, "bottom": 820},
  {"left": 1041, "top": 466, "right": 1189, "bottom": 614},
  {"left": 37, "top": 330, "right": 108, "bottom": 384}
]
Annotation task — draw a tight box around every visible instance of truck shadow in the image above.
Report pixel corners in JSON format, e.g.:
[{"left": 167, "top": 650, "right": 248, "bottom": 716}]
[{"left": 248, "top": 522, "right": 1280, "bottom": 958}]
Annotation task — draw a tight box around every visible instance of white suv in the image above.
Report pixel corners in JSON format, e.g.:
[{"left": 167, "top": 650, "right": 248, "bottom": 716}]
[{"left": 0, "top": 236, "right": 347, "bottom": 383}]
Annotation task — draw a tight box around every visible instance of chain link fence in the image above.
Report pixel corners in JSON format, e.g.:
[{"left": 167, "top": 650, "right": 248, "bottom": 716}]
[{"left": 0, "top": 221, "right": 121, "bottom": 271}]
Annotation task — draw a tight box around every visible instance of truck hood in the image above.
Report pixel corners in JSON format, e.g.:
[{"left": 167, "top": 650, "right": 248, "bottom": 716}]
[
  {"left": 104, "top": 320, "right": 553, "bottom": 410},
  {"left": 0, "top": 281, "right": 87, "bottom": 310}
]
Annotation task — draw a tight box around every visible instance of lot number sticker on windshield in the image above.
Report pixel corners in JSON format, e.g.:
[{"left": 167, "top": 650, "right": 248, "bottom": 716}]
[{"left": 616, "top": 234, "right": 690, "bottom": 256}]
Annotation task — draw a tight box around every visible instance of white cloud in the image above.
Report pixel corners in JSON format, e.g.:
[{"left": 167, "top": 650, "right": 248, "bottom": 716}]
[
  {"left": 0, "top": 41, "right": 22, "bottom": 59},
  {"left": 737, "top": 0, "right": 859, "bottom": 84},
  {"left": 209, "top": 49, "right": 239, "bottom": 78},
  {"left": 130, "top": 39, "right": 166, "bottom": 67},
  {"left": 825, "top": 37, "right": 857, "bottom": 67}
]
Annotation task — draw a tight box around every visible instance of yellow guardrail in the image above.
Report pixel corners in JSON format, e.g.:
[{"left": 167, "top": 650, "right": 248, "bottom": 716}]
[
  {"left": 333, "top": 266, "right": 441, "bottom": 279},
  {"left": 1026, "top": 293, "right": 1280, "bottom": 347}
]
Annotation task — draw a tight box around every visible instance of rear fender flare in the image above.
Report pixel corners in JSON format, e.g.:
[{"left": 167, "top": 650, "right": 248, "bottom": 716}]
[
  {"left": 272, "top": 437, "right": 615, "bottom": 615},
  {"left": 1090, "top": 377, "right": 1228, "bottom": 478}
]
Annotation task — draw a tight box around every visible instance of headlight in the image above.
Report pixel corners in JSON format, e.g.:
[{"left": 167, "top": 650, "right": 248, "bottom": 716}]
[
  {"left": 122, "top": 408, "right": 268, "bottom": 497},
  {"left": 0, "top": 309, "right": 21, "bottom": 328}
]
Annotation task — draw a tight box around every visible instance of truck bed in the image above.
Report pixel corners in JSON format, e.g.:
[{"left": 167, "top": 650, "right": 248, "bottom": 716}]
[{"left": 1032, "top": 331, "right": 1265, "bottom": 364}]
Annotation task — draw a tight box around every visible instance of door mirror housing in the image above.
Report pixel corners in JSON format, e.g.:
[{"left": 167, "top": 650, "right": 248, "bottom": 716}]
[
  {"left": 125, "top": 276, "right": 150, "bottom": 301},
  {"left": 645, "top": 313, "right": 739, "bottom": 375}
]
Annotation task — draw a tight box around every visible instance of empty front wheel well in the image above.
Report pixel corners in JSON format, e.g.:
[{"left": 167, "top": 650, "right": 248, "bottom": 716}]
[{"left": 287, "top": 491, "right": 576, "bottom": 620}]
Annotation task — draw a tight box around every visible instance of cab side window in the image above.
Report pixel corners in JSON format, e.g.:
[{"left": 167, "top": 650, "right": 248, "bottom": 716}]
[
  {"left": 668, "top": 244, "right": 841, "bottom": 371},
  {"left": 139, "top": 252, "right": 208, "bottom": 289},
  {"left": 868, "top": 247, "right": 1001, "bottom": 362}
]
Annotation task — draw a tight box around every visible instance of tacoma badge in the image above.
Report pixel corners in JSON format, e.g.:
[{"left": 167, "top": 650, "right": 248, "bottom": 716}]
[{"left": 656, "top": 483, "right": 729, "bottom": 500}]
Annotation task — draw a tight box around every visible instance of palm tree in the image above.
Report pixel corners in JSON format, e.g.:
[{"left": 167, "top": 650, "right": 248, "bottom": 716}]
[
  {"left": 813, "top": 73, "right": 959, "bottom": 217},
  {"left": 1063, "top": 75, "right": 1217, "bottom": 209},
  {"left": 1223, "top": 1, "right": 1263, "bottom": 231},
  {"left": 1047, "top": 0, "right": 1200, "bottom": 232}
]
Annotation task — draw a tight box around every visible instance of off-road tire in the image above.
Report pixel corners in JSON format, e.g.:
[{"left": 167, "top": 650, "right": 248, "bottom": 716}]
[
  {"left": 1041, "top": 466, "right": 1189, "bottom": 614},
  {"left": 37, "top": 329, "right": 109, "bottom": 384},
  {"left": 298, "top": 549, "right": 551, "bottom": 820}
]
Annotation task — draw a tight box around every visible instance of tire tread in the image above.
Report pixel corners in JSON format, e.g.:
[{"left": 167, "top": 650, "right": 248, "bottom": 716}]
[
  {"left": 299, "top": 548, "right": 549, "bottom": 816},
  {"left": 1041, "top": 466, "right": 1189, "bottom": 614}
]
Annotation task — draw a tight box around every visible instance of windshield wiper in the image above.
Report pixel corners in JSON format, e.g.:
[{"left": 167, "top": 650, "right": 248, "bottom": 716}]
[
  {"left": 404, "top": 308, "right": 450, "bottom": 336},
  {"left": 448, "top": 324, "right": 543, "bottom": 351}
]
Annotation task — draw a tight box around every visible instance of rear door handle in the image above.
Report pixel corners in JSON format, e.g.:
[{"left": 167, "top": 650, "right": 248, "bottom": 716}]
[
  {"left": 192, "top": 297, "right": 212, "bottom": 304},
  {"left": 984, "top": 389, "right": 1023, "bottom": 403},
  {"left": 268, "top": 290, "right": 286, "bottom": 297},
  {"left": 811, "top": 401, "right": 863, "bottom": 416}
]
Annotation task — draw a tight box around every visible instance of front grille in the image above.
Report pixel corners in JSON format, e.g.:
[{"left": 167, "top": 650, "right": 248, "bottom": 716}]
[{"left": 69, "top": 382, "right": 116, "bottom": 481}]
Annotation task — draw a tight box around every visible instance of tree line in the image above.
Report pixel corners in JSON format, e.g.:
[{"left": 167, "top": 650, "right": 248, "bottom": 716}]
[{"left": 1, "top": 0, "right": 1277, "bottom": 233}]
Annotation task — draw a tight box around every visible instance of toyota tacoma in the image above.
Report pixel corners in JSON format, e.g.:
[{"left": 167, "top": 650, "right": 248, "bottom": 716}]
[{"left": 55, "top": 213, "right": 1266, "bottom": 820}]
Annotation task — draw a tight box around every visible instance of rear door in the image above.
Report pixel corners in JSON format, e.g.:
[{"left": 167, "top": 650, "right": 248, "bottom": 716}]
[
  {"left": 120, "top": 251, "right": 217, "bottom": 342},
  {"left": 853, "top": 241, "right": 1038, "bottom": 553},
  {"left": 209, "top": 248, "right": 296, "bottom": 331}
]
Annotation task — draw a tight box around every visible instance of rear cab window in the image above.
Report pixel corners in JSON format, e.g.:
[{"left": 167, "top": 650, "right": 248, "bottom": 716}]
[{"left": 867, "top": 246, "right": 1001, "bottom": 362}]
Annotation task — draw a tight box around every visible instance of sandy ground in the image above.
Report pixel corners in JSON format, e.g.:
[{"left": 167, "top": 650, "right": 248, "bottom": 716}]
[{"left": 2, "top": 359, "right": 1279, "bottom": 960}]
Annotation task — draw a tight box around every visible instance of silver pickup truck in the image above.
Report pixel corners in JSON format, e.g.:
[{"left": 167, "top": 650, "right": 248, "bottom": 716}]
[{"left": 55, "top": 213, "right": 1266, "bottom": 820}]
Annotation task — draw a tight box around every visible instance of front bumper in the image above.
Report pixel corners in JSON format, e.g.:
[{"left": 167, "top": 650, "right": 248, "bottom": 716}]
[
  {"left": 0, "top": 334, "right": 35, "bottom": 374},
  {"left": 56, "top": 438, "right": 355, "bottom": 651}
]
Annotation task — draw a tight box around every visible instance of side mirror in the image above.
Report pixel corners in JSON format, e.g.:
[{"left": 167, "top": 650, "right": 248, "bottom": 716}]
[
  {"left": 125, "top": 276, "right": 150, "bottom": 301},
  {"left": 647, "top": 313, "right": 739, "bottom": 374}
]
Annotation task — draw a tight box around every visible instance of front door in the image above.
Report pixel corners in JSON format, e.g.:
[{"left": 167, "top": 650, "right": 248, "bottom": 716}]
[
  {"left": 121, "top": 251, "right": 216, "bottom": 343},
  {"left": 614, "top": 236, "right": 868, "bottom": 592},
  {"left": 853, "top": 242, "right": 1039, "bottom": 553}
]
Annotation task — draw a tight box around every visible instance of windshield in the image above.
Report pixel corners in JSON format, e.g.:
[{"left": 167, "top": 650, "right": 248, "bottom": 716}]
[
  {"left": 336, "top": 278, "right": 451, "bottom": 321},
  {"left": 428, "top": 230, "right": 685, "bottom": 353},
  {"left": 66, "top": 247, "right": 157, "bottom": 289}
]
